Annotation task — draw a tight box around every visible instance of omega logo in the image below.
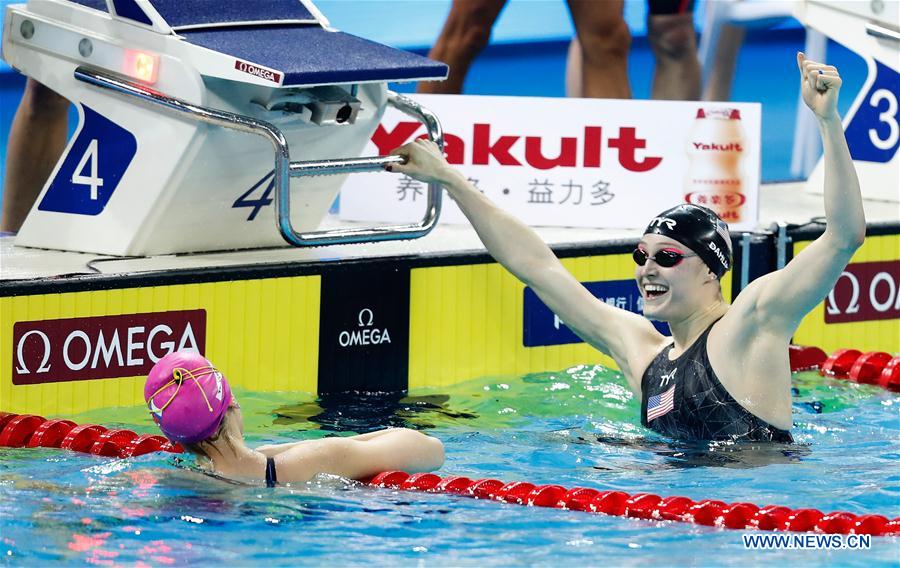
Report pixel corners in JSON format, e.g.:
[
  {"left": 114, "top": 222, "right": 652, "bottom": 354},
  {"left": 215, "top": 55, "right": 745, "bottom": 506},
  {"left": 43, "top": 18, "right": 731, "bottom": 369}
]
[
  {"left": 827, "top": 270, "right": 900, "bottom": 316},
  {"left": 233, "top": 60, "right": 282, "bottom": 83},
  {"left": 338, "top": 308, "right": 392, "bottom": 347},
  {"left": 15, "top": 324, "right": 200, "bottom": 374},
  {"left": 11, "top": 310, "right": 207, "bottom": 385}
]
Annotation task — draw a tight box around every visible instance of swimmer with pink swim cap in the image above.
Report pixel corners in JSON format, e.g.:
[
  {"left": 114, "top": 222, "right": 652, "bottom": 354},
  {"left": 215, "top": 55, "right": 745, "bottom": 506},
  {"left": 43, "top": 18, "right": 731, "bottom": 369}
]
[
  {"left": 145, "top": 351, "right": 234, "bottom": 445},
  {"left": 145, "top": 351, "right": 444, "bottom": 486}
]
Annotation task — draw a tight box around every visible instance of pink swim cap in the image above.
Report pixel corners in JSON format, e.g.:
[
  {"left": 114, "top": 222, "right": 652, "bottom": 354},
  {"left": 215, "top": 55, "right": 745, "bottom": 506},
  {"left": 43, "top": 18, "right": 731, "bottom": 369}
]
[{"left": 144, "top": 351, "right": 233, "bottom": 444}]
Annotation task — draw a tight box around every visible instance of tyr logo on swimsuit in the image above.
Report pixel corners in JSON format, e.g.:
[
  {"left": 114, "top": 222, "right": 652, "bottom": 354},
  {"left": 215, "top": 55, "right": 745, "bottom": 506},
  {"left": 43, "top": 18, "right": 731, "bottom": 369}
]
[{"left": 659, "top": 367, "right": 677, "bottom": 387}]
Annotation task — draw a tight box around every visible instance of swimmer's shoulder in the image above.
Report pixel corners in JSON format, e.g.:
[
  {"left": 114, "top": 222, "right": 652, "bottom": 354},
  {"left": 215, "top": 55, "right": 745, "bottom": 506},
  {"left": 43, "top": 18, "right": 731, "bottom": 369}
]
[
  {"left": 712, "top": 273, "right": 778, "bottom": 338},
  {"left": 707, "top": 277, "right": 778, "bottom": 375},
  {"left": 620, "top": 330, "right": 673, "bottom": 400}
]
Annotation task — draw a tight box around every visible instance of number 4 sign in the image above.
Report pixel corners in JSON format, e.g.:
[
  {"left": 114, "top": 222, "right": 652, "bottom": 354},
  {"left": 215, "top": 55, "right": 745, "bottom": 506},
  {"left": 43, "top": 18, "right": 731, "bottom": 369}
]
[
  {"left": 71, "top": 139, "right": 103, "bottom": 200},
  {"left": 38, "top": 105, "right": 136, "bottom": 216}
]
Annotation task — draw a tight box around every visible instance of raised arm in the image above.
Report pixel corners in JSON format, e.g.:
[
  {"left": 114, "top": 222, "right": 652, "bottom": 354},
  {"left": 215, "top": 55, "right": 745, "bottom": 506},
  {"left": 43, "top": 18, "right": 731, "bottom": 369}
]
[
  {"left": 274, "top": 428, "right": 445, "bottom": 483},
  {"left": 388, "top": 141, "right": 665, "bottom": 392},
  {"left": 746, "top": 53, "right": 865, "bottom": 334}
]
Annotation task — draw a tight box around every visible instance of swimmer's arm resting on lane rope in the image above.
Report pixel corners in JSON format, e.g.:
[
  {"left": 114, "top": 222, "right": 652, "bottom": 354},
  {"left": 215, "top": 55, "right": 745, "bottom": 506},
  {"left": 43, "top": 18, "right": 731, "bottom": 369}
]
[
  {"left": 269, "top": 428, "right": 445, "bottom": 483},
  {"left": 737, "top": 54, "right": 865, "bottom": 338},
  {"left": 255, "top": 428, "right": 413, "bottom": 457},
  {"left": 388, "top": 141, "right": 667, "bottom": 397}
]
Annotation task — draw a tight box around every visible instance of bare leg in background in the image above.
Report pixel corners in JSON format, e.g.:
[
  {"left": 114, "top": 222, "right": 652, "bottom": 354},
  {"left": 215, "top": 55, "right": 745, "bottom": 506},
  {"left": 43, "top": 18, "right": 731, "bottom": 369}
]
[
  {"left": 566, "top": 0, "right": 631, "bottom": 99},
  {"left": 703, "top": 23, "right": 746, "bottom": 101},
  {"left": 1, "top": 79, "right": 69, "bottom": 232},
  {"left": 647, "top": 12, "right": 701, "bottom": 100},
  {"left": 565, "top": 38, "right": 583, "bottom": 97},
  {"left": 418, "top": 0, "right": 508, "bottom": 94}
]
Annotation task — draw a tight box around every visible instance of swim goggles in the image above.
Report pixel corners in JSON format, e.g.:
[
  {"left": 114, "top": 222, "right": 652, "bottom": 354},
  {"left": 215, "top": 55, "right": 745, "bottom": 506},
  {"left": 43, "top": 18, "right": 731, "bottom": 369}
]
[{"left": 632, "top": 247, "right": 698, "bottom": 268}]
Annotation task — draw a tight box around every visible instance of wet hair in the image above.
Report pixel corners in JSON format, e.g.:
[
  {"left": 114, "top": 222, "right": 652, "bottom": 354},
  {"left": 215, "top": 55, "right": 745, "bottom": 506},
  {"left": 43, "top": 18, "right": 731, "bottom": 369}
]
[{"left": 644, "top": 204, "right": 732, "bottom": 279}]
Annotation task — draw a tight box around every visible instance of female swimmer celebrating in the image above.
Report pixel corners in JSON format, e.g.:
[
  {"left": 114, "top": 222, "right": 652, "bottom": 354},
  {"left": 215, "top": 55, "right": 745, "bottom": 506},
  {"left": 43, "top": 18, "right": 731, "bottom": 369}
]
[
  {"left": 387, "top": 54, "right": 864, "bottom": 443},
  {"left": 145, "top": 351, "right": 444, "bottom": 486}
]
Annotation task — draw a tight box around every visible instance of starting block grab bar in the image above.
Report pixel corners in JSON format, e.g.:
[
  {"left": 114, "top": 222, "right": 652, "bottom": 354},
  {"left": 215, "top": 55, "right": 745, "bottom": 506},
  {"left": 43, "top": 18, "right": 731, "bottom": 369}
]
[
  {"left": 865, "top": 23, "right": 900, "bottom": 43},
  {"left": 73, "top": 66, "right": 444, "bottom": 248}
]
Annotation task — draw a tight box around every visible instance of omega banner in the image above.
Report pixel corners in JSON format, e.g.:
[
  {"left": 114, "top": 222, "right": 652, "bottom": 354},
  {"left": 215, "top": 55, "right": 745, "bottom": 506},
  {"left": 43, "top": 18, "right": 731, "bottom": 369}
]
[
  {"left": 12, "top": 310, "right": 206, "bottom": 385},
  {"left": 825, "top": 260, "right": 900, "bottom": 323},
  {"left": 340, "top": 95, "right": 761, "bottom": 231}
]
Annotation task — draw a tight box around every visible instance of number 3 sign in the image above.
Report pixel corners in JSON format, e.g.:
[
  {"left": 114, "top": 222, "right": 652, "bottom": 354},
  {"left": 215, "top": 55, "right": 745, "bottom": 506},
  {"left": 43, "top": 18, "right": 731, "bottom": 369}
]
[{"left": 845, "top": 60, "right": 899, "bottom": 164}]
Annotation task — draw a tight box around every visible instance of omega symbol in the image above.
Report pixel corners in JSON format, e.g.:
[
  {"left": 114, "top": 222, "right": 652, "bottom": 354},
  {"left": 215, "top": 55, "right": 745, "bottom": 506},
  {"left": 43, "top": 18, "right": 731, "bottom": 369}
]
[
  {"left": 358, "top": 308, "right": 374, "bottom": 327},
  {"left": 15, "top": 330, "right": 52, "bottom": 374}
]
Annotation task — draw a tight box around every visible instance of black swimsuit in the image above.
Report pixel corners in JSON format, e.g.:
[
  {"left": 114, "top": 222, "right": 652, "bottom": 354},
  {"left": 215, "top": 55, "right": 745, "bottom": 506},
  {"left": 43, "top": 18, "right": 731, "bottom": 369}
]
[
  {"left": 640, "top": 323, "right": 793, "bottom": 443},
  {"left": 265, "top": 457, "right": 278, "bottom": 487}
]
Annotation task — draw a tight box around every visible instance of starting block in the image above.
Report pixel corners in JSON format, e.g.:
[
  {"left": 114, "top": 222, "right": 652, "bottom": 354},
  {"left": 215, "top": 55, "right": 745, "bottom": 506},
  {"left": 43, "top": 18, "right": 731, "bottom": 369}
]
[
  {"left": 795, "top": 0, "right": 899, "bottom": 202},
  {"left": 1, "top": 0, "right": 448, "bottom": 255}
]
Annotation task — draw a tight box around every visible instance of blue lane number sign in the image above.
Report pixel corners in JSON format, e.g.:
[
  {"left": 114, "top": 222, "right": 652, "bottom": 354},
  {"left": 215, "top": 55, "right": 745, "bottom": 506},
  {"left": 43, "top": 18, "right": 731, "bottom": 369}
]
[
  {"left": 38, "top": 105, "right": 137, "bottom": 216},
  {"left": 845, "top": 60, "right": 899, "bottom": 164}
]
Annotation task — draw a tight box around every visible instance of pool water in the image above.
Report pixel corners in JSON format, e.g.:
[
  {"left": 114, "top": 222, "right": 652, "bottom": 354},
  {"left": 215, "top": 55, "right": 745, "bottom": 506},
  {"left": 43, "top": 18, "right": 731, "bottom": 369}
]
[{"left": 1, "top": 366, "right": 898, "bottom": 566}]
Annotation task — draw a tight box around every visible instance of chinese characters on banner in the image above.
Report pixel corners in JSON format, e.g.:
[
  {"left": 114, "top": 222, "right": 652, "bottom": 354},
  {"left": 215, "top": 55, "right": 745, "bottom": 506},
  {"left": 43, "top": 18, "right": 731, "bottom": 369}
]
[{"left": 340, "top": 95, "right": 761, "bottom": 231}]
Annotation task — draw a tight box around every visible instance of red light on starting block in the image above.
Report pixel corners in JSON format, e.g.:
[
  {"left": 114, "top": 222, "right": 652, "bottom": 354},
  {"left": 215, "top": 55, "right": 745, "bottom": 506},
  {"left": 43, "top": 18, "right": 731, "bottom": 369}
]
[{"left": 124, "top": 50, "right": 159, "bottom": 84}]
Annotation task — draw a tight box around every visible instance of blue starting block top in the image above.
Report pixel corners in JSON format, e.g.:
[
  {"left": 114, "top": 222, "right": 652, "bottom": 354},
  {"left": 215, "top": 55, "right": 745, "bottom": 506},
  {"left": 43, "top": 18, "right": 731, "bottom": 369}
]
[
  {"left": 181, "top": 25, "right": 447, "bottom": 86},
  {"left": 150, "top": 0, "right": 318, "bottom": 29},
  {"left": 67, "top": 0, "right": 447, "bottom": 86}
]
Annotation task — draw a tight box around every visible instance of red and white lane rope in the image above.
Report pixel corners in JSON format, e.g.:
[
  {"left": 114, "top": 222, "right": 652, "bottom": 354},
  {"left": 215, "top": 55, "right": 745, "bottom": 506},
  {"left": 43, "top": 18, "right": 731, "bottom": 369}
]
[
  {"left": 789, "top": 345, "right": 899, "bottom": 391},
  {"left": 0, "top": 412, "right": 181, "bottom": 458},
  {"left": 367, "top": 471, "right": 899, "bottom": 536}
]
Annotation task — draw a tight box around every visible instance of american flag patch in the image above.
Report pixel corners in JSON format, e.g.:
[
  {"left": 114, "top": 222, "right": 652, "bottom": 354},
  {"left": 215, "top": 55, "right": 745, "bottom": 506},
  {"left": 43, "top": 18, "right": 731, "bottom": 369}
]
[{"left": 646, "top": 385, "right": 675, "bottom": 421}]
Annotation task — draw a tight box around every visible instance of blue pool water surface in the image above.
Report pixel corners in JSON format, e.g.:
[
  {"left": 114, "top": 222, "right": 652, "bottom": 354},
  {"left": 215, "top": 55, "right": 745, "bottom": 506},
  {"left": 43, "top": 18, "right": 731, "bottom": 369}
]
[{"left": 1, "top": 366, "right": 897, "bottom": 566}]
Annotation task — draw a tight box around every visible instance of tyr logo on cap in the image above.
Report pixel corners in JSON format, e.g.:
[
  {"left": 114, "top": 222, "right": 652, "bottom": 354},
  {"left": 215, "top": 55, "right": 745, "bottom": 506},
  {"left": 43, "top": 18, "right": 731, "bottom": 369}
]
[{"left": 648, "top": 217, "right": 677, "bottom": 230}]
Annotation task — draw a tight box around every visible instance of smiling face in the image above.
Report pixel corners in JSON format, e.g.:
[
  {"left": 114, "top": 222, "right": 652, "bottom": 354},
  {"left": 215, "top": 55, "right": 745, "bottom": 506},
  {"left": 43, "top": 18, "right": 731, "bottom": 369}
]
[{"left": 635, "top": 234, "right": 720, "bottom": 322}]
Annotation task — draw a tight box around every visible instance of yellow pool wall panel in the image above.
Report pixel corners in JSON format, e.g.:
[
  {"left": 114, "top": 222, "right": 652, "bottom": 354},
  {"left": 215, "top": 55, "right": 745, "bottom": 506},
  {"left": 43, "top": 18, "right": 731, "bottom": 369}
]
[{"left": 0, "top": 277, "right": 321, "bottom": 416}]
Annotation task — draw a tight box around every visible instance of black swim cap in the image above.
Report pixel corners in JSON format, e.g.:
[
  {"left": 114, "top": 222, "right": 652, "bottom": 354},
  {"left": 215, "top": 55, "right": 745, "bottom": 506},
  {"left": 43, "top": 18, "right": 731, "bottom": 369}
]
[{"left": 643, "top": 204, "right": 732, "bottom": 279}]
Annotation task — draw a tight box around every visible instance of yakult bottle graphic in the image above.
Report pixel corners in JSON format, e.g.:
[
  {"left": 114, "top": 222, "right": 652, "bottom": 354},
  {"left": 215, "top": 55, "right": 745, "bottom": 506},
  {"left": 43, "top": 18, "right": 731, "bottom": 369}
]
[{"left": 684, "top": 108, "right": 746, "bottom": 223}]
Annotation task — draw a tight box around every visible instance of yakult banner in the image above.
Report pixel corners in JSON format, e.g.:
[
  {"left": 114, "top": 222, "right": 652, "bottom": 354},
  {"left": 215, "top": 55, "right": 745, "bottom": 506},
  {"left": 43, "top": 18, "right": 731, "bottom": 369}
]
[{"left": 340, "top": 95, "right": 761, "bottom": 231}]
